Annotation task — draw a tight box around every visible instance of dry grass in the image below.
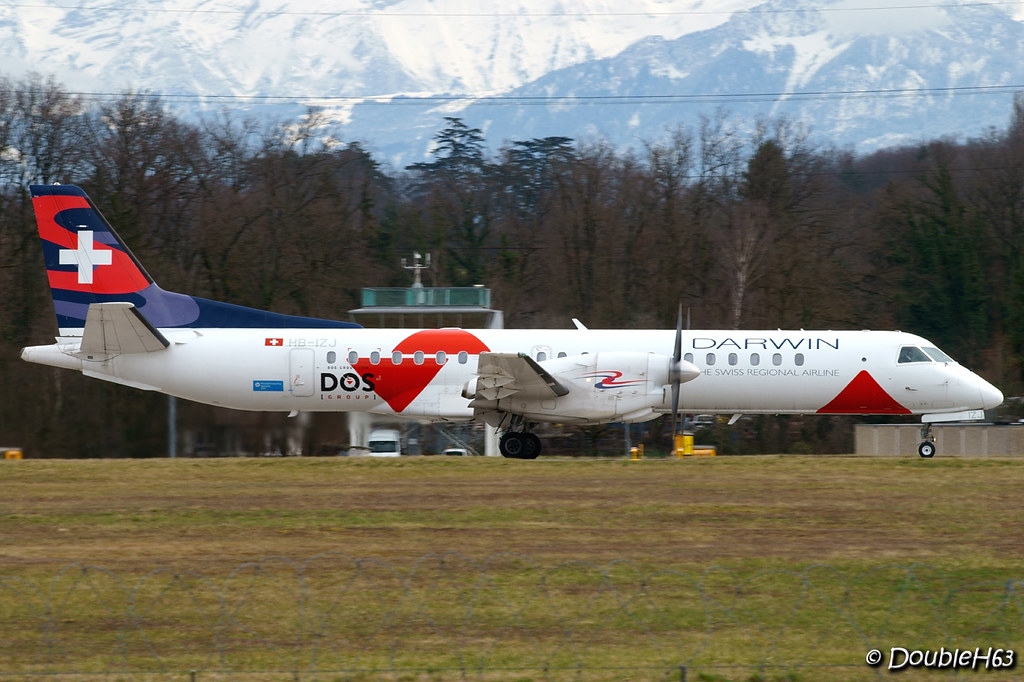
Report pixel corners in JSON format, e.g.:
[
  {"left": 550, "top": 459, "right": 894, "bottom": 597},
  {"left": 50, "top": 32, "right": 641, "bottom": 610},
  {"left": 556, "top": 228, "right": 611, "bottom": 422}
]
[
  {"left": 1, "top": 455, "right": 1023, "bottom": 680},
  {"left": 3, "top": 456, "right": 1022, "bottom": 571}
]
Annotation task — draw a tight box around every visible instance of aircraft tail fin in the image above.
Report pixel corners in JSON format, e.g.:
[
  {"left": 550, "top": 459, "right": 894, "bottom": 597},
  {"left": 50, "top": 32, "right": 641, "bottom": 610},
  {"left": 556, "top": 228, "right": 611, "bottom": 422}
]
[
  {"left": 30, "top": 184, "right": 361, "bottom": 334},
  {"left": 31, "top": 184, "right": 154, "bottom": 335}
]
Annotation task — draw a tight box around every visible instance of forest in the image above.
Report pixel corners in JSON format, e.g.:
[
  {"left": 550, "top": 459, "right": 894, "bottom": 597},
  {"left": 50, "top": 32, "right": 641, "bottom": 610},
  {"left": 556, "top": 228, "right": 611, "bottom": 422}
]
[{"left": 1, "top": 73, "right": 1023, "bottom": 457}]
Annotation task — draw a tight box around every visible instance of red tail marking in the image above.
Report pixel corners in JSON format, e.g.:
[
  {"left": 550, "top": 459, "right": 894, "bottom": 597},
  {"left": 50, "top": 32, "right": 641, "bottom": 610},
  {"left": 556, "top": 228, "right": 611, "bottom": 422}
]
[
  {"left": 817, "top": 370, "right": 911, "bottom": 414},
  {"left": 46, "top": 252, "right": 149, "bottom": 294},
  {"left": 353, "top": 330, "right": 490, "bottom": 413},
  {"left": 35, "top": 194, "right": 149, "bottom": 294},
  {"left": 34, "top": 194, "right": 90, "bottom": 247}
]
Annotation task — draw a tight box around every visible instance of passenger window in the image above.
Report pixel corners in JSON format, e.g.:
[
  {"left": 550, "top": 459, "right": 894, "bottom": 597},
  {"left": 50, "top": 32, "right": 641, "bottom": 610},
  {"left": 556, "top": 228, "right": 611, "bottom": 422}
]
[
  {"left": 414, "top": 350, "right": 424, "bottom": 365},
  {"left": 536, "top": 351, "right": 547, "bottom": 361},
  {"left": 392, "top": 350, "right": 402, "bottom": 364},
  {"left": 772, "top": 353, "right": 782, "bottom": 366},
  {"left": 750, "top": 352, "right": 760, "bottom": 366},
  {"left": 557, "top": 351, "right": 567, "bottom": 358},
  {"left": 458, "top": 351, "right": 468, "bottom": 364},
  {"left": 728, "top": 353, "right": 738, "bottom": 366},
  {"left": 370, "top": 351, "right": 380, "bottom": 365},
  {"left": 706, "top": 353, "right": 716, "bottom": 366},
  {"left": 327, "top": 351, "right": 337, "bottom": 364},
  {"left": 795, "top": 353, "right": 804, "bottom": 366},
  {"left": 436, "top": 351, "right": 446, "bottom": 365},
  {"left": 898, "top": 346, "right": 931, "bottom": 363},
  {"left": 684, "top": 353, "right": 694, "bottom": 363},
  {"left": 346, "top": 350, "right": 357, "bottom": 364}
]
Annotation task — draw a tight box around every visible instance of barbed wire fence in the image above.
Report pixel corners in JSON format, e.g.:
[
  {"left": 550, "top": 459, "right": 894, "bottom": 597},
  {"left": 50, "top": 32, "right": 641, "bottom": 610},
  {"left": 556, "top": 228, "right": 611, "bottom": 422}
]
[{"left": 1, "top": 554, "right": 1022, "bottom": 680}]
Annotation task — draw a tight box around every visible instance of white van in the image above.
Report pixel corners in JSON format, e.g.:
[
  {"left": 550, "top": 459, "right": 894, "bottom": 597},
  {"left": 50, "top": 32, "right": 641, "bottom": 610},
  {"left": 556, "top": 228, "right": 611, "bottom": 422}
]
[{"left": 367, "top": 428, "right": 402, "bottom": 457}]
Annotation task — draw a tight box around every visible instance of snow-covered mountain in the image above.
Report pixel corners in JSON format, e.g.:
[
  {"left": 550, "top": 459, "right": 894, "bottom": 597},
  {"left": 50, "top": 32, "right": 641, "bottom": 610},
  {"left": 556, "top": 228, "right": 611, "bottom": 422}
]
[
  {"left": 453, "top": 0, "right": 1024, "bottom": 157},
  {"left": 2, "top": 0, "right": 1023, "bottom": 164},
  {"left": 0, "top": 1, "right": 745, "bottom": 98}
]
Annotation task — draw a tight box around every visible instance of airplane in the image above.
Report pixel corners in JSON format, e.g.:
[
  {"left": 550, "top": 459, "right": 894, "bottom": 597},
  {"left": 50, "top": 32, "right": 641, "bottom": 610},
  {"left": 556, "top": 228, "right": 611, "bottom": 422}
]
[{"left": 21, "top": 184, "right": 1004, "bottom": 459}]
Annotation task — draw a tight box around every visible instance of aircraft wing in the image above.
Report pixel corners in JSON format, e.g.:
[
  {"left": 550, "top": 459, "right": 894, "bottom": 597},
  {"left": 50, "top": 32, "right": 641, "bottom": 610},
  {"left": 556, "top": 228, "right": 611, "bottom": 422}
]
[
  {"left": 79, "top": 302, "right": 170, "bottom": 356},
  {"left": 471, "top": 352, "right": 570, "bottom": 401}
]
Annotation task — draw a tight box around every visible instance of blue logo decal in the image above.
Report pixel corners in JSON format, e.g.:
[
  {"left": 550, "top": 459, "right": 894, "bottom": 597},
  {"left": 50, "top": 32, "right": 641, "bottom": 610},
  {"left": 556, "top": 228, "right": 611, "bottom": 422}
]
[{"left": 253, "top": 380, "right": 285, "bottom": 392}]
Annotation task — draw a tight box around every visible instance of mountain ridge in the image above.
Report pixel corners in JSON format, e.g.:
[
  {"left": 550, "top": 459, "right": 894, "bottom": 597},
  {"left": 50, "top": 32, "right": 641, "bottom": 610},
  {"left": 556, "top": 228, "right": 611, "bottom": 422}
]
[{"left": 1, "top": 0, "right": 1023, "bottom": 162}]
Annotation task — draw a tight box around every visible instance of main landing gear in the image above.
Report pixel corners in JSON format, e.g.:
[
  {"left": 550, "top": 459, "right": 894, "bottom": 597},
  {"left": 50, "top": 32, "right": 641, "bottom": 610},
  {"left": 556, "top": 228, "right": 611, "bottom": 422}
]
[
  {"left": 498, "top": 416, "right": 542, "bottom": 459},
  {"left": 918, "top": 424, "right": 936, "bottom": 458},
  {"left": 499, "top": 430, "right": 541, "bottom": 459}
]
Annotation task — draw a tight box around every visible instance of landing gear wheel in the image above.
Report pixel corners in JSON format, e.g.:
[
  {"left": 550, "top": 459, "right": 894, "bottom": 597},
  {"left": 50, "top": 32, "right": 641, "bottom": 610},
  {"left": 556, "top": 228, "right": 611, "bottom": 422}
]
[
  {"left": 918, "top": 424, "right": 936, "bottom": 458},
  {"left": 499, "top": 432, "right": 542, "bottom": 459},
  {"left": 500, "top": 432, "right": 526, "bottom": 458},
  {"left": 523, "top": 433, "right": 541, "bottom": 460}
]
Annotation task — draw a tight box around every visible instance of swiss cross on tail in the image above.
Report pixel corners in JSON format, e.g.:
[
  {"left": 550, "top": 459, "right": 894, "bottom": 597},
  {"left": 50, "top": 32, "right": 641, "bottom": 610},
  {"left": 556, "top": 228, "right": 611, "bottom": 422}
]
[
  {"left": 58, "top": 230, "right": 112, "bottom": 284},
  {"left": 32, "top": 186, "right": 151, "bottom": 295}
]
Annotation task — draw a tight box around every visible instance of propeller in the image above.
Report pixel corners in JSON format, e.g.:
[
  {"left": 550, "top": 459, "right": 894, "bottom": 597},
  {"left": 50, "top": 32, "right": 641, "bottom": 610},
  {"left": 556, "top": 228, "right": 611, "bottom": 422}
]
[
  {"left": 670, "top": 304, "right": 683, "bottom": 441},
  {"left": 669, "top": 304, "right": 699, "bottom": 448}
]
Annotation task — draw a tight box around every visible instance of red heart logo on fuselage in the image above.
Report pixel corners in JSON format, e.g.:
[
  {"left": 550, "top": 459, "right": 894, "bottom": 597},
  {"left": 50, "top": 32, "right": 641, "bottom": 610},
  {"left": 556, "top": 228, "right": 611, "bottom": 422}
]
[{"left": 352, "top": 329, "right": 490, "bottom": 412}]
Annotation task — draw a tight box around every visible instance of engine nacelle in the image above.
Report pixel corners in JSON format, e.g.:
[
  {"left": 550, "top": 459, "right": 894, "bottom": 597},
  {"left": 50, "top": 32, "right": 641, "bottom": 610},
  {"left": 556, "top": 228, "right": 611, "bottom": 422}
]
[{"left": 476, "top": 351, "right": 691, "bottom": 425}]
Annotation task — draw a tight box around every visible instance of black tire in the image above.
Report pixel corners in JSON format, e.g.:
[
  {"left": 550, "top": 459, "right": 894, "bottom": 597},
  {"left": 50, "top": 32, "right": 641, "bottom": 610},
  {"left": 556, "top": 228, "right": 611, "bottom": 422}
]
[
  {"left": 522, "top": 433, "right": 542, "bottom": 460},
  {"left": 918, "top": 441, "right": 936, "bottom": 458},
  {"left": 499, "top": 432, "right": 525, "bottom": 458}
]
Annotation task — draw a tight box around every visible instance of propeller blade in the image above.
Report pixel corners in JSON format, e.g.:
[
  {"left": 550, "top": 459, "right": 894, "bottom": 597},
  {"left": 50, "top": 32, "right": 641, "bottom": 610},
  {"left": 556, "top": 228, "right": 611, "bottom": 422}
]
[
  {"left": 671, "top": 303, "right": 683, "bottom": 439},
  {"left": 673, "top": 304, "right": 683, "bottom": 367},
  {"left": 671, "top": 381, "right": 680, "bottom": 435}
]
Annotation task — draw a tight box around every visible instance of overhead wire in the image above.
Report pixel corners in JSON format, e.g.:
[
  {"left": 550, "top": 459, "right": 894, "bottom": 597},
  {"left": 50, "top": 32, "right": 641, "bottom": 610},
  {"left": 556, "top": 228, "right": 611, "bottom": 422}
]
[
  {"left": 6, "top": 83, "right": 1017, "bottom": 107},
  {"left": 2, "top": 1, "right": 1023, "bottom": 17}
]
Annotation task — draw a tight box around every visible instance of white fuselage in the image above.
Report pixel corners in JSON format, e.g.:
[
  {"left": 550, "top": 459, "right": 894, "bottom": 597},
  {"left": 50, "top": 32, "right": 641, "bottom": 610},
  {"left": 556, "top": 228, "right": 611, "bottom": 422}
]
[{"left": 22, "top": 327, "right": 1004, "bottom": 422}]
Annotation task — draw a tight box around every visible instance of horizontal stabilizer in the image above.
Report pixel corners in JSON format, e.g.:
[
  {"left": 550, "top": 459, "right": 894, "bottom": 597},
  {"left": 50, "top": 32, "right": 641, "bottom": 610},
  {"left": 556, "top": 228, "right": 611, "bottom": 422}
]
[
  {"left": 79, "top": 302, "right": 170, "bottom": 357},
  {"left": 472, "top": 352, "right": 570, "bottom": 401}
]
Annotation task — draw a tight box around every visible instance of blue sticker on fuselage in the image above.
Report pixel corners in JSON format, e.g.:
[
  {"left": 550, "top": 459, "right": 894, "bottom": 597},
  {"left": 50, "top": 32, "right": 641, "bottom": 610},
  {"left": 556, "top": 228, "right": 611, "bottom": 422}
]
[{"left": 253, "top": 380, "right": 285, "bottom": 392}]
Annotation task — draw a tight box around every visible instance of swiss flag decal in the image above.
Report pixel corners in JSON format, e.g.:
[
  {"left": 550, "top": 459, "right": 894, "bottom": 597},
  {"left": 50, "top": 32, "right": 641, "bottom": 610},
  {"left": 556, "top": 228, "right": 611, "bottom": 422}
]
[{"left": 265, "top": 338, "right": 284, "bottom": 346}]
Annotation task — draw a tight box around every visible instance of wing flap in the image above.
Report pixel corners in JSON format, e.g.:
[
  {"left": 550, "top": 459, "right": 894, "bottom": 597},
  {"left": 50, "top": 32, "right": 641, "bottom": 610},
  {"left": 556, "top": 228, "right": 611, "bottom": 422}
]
[
  {"left": 79, "top": 302, "right": 170, "bottom": 356},
  {"left": 472, "top": 352, "right": 569, "bottom": 401}
]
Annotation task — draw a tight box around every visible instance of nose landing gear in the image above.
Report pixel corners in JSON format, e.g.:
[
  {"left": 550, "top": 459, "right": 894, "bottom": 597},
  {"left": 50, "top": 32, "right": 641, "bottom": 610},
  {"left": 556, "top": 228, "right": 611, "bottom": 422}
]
[{"left": 918, "top": 424, "right": 936, "bottom": 458}]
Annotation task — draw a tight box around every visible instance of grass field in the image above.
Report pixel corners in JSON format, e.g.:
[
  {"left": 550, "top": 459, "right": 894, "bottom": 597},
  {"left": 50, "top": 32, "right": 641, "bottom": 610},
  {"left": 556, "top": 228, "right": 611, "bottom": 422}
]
[{"left": 1, "top": 455, "right": 1023, "bottom": 680}]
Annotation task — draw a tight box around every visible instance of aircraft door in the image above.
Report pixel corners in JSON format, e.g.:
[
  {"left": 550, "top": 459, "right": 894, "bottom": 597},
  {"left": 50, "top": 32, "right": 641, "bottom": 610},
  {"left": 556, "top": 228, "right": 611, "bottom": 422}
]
[{"left": 289, "top": 348, "right": 315, "bottom": 397}]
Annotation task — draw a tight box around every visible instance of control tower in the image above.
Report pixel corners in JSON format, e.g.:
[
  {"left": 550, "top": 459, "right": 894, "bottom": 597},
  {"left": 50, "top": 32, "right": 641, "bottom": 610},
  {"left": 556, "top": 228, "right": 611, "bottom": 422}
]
[
  {"left": 347, "top": 253, "right": 502, "bottom": 455},
  {"left": 349, "top": 253, "right": 503, "bottom": 329}
]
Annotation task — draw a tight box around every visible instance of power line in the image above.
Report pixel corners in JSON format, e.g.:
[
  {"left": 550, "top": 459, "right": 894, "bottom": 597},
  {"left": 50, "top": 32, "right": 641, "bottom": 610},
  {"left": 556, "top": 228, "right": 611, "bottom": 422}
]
[
  {"left": 3, "top": 1, "right": 1023, "bottom": 17},
  {"left": 21, "top": 83, "right": 1020, "bottom": 107}
]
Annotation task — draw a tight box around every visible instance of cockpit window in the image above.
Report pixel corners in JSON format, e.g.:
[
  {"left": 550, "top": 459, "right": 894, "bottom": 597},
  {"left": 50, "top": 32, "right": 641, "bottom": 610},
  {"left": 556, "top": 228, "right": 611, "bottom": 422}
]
[
  {"left": 898, "top": 346, "right": 932, "bottom": 363},
  {"left": 923, "top": 346, "right": 953, "bottom": 363}
]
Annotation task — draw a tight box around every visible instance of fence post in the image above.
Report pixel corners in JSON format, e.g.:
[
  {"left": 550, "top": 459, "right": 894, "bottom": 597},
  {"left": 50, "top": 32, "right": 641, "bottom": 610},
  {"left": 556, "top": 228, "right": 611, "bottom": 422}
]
[{"left": 678, "top": 664, "right": 687, "bottom": 681}]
